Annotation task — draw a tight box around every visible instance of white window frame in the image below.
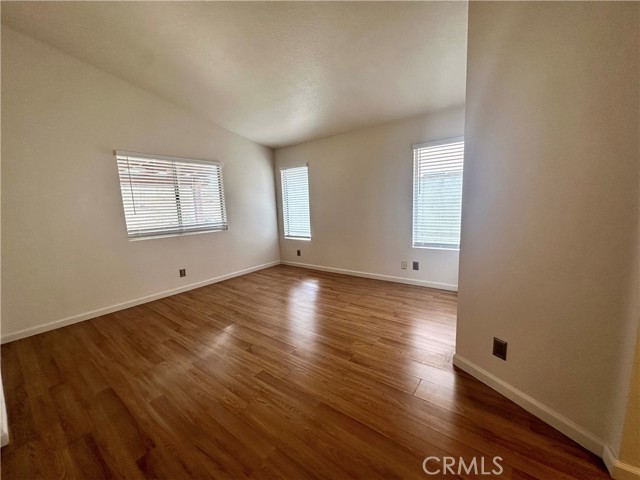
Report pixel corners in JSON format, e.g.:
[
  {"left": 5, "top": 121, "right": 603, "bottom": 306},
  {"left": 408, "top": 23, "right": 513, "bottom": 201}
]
[
  {"left": 115, "top": 151, "right": 228, "bottom": 240},
  {"left": 281, "top": 165, "right": 311, "bottom": 240},
  {"left": 412, "top": 137, "right": 465, "bottom": 250}
]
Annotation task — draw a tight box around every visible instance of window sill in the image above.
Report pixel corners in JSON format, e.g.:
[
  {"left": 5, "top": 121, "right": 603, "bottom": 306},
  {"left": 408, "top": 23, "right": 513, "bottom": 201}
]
[
  {"left": 412, "top": 245, "right": 460, "bottom": 251},
  {"left": 128, "top": 228, "right": 227, "bottom": 241},
  {"left": 283, "top": 236, "right": 311, "bottom": 241}
]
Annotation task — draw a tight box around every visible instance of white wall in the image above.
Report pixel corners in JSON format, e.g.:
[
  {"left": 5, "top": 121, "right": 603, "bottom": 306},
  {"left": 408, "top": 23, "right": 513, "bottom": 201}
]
[
  {"left": 456, "top": 0, "right": 639, "bottom": 461},
  {"left": 1, "top": 27, "right": 280, "bottom": 341},
  {"left": 274, "top": 107, "right": 465, "bottom": 291}
]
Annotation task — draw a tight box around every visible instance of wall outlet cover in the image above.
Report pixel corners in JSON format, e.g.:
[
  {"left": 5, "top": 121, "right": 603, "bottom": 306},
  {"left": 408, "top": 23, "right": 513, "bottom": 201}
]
[{"left": 493, "top": 337, "right": 507, "bottom": 360}]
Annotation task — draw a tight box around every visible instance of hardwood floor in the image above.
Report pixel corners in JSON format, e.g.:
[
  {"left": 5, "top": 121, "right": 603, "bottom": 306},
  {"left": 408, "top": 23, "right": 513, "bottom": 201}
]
[{"left": 1, "top": 265, "right": 609, "bottom": 479}]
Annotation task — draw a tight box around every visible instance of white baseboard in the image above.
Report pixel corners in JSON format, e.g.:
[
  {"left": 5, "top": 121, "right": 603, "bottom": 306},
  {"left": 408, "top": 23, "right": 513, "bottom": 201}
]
[
  {"left": 0, "top": 374, "right": 8, "bottom": 448},
  {"left": 281, "top": 261, "right": 458, "bottom": 292},
  {"left": 604, "top": 445, "right": 640, "bottom": 480},
  {"left": 616, "top": 460, "right": 640, "bottom": 480},
  {"left": 452, "top": 354, "right": 606, "bottom": 457},
  {"left": 0, "top": 260, "right": 281, "bottom": 344},
  {"left": 604, "top": 446, "right": 617, "bottom": 478}
]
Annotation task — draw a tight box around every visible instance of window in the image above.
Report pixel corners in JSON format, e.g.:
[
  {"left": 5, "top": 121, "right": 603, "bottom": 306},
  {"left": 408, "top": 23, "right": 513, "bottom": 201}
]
[
  {"left": 281, "top": 165, "right": 311, "bottom": 239},
  {"left": 412, "top": 137, "right": 464, "bottom": 249},
  {"left": 115, "top": 151, "right": 227, "bottom": 239}
]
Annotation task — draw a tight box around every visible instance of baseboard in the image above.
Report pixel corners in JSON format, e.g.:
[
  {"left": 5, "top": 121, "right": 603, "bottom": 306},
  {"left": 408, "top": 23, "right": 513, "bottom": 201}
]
[
  {"left": 615, "top": 461, "right": 640, "bottom": 480},
  {"left": 452, "top": 354, "right": 605, "bottom": 457},
  {"left": 281, "top": 261, "right": 458, "bottom": 292},
  {"left": 0, "top": 375, "right": 8, "bottom": 448},
  {"left": 604, "top": 445, "right": 640, "bottom": 480},
  {"left": 0, "top": 260, "right": 281, "bottom": 344},
  {"left": 604, "top": 446, "right": 617, "bottom": 478}
]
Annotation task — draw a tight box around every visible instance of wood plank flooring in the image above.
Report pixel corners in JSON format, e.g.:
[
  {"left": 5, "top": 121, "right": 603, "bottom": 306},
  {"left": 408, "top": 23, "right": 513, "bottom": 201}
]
[{"left": 1, "top": 265, "right": 610, "bottom": 479}]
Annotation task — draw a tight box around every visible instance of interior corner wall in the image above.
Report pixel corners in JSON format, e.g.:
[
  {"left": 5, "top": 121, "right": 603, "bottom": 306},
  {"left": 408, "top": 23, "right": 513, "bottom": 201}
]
[
  {"left": 0, "top": 26, "right": 280, "bottom": 342},
  {"left": 456, "top": 0, "right": 639, "bottom": 457},
  {"left": 0, "top": 16, "right": 7, "bottom": 446},
  {"left": 617, "top": 329, "right": 640, "bottom": 478},
  {"left": 274, "top": 107, "right": 465, "bottom": 291},
  {"left": 616, "top": 127, "right": 640, "bottom": 477}
]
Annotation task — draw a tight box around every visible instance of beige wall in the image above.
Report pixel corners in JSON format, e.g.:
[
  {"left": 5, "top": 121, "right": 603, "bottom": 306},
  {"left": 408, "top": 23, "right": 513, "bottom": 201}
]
[
  {"left": 1, "top": 27, "right": 280, "bottom": 341},
  {"left": 274, "top": 107, "right": 465, "bottom": 290},
  {"left": 457, "top": 0, "right": 639, "bottom": 456}
]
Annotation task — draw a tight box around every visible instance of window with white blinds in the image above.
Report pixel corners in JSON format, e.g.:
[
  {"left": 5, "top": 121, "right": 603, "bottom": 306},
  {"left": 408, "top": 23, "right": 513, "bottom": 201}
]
[
  {"left": 115, "top": 151, "right": 227, "bottom": 239},
  {"left": 412, "top": 137, "right": 464, "bottom": 249},
  {"left": 281, "top": 166, "right": 311, "bottom": 239}
]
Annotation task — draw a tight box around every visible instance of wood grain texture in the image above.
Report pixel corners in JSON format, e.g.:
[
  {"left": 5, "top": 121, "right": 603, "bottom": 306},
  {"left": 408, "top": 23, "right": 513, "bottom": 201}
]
[{"left": 1, "top": 265, "right": 610, "bottom": 479}]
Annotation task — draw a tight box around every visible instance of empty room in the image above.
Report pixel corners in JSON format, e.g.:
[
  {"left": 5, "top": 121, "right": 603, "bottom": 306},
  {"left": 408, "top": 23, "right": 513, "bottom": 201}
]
[{"left": 1, "top": 1, "right": 639, "bottom": 479}]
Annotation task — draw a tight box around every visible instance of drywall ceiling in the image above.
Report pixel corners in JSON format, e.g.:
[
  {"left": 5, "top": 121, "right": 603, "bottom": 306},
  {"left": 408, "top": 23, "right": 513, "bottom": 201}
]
[{"left": 1, "top": 2, "right": 468, "bottom": 148}]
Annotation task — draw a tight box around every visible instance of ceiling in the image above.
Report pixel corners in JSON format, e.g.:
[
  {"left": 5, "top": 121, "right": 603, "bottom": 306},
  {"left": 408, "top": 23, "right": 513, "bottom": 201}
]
[{"left": 2, "top": 2, "right": 468, "bottom": 148}]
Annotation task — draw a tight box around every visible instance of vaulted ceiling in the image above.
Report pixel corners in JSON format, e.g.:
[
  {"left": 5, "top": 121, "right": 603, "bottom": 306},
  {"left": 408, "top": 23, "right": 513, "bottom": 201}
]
[{"left": 2, "top": 2, "right": 468, "bottom": 148}]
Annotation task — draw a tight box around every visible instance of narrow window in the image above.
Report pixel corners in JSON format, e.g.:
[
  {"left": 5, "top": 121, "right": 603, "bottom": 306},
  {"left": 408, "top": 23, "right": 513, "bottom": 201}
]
[
  {"left": 412, "top": 138, "right": 464, "bottom": 249},
  {"left": 281, "top": 166, "right": 311, "bottom": 239},
  {"left": 116, "top": 151, "right": 227, "bottom": 239}
]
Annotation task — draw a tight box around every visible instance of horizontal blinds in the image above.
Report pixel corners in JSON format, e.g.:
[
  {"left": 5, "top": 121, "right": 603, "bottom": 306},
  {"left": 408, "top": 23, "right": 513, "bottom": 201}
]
[
  {"left": 281, "top": 166, "right": 311, "bottom": 239},
  {"left": 412, "top": 138, "right": 464, "bottom": 248},
  {"left": 116, "top": 153, "right": 227, "bottom": 238}
]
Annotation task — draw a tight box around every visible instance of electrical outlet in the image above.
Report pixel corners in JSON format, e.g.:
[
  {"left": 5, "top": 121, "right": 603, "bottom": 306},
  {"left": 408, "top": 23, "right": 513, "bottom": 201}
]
[
  {"left": 401, "top": 261, "right": 407, "bottom": 270},
  {"left": 493, "top": 337, "right": 507, "bottom": 360},
  {"left": 412, "top": 261, "right": 419, "bottom": 271},
  {"left": 179, "top": 268, "right": 186, "bottom": 278},
  {"left": 297, "top": 250, "right": 301, "bottom": 257}
]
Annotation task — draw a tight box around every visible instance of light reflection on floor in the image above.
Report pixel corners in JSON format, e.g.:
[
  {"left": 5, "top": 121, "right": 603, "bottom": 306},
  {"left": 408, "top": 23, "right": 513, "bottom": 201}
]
[{"left": 286, "top": 278, "right": 319, "bottom": 340}]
